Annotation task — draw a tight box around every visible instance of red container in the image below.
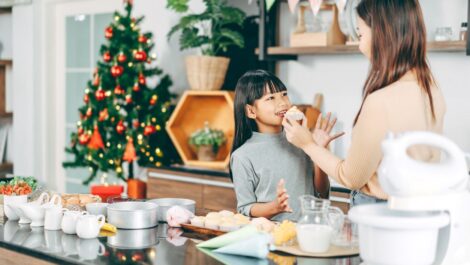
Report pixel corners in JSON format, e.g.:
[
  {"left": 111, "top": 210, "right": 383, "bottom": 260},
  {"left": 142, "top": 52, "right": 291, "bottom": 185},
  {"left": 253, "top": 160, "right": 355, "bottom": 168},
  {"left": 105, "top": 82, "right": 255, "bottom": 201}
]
[{"left": 90, "top": 185, "right": 124, "bottom": 202}]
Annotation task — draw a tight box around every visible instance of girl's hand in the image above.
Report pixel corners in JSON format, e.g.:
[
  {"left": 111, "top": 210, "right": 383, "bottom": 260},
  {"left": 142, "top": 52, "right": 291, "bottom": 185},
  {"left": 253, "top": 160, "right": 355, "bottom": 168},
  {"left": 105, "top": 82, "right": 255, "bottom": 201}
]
[
  {"left": 313, "top": 112, "right": 345, "bottom": 148},
  {"left": 274, "top": 179, "right": 293, "bottom": 213},
  {"left": 283, "top": 116, "right": 315, "bottom": 150}
]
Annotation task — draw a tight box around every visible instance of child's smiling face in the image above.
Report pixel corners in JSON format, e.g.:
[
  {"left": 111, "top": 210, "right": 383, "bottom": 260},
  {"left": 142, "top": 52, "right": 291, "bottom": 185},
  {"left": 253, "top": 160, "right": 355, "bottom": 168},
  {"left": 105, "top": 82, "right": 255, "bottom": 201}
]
[{"left": 246, "top": 88, "right": 292, "bottom": 133}]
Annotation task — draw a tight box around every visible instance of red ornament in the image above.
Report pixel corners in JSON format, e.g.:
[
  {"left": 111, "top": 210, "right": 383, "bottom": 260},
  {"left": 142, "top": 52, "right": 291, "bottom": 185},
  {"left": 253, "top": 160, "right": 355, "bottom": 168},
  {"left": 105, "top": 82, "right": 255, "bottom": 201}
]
[
  {"left": 111, "top": 65, "right": 124, "bottom": 77},
  {"left": 117, "top": 53, "right": 127, "bottom": 63},
  {"left": 78, "top": 134, "right": 90, "bottom": 145},
  {"left": 138, "top": 35, "right": 147, "bottom": 43},
  {"left": 105, "top": 27, "right": 113, "bottom": 39},
  {"left": 126, "top": 95, "right": 133, "bottom": 104},
  {"left": 78, "top": 127, "right": 84, "bottom": 135},
  {"left": 138, "top": 73, "right": 146, "bottom": 85},
  {"left": 92, "top": 75, "right": 100, "bottom": 86},
  {"left": 86, "top": 107, "right": 93, "bottom": 118},
  {"left": 88, "top": 126, "right": 105, "bottom": 150},
  {"left": 149, "top": 98, "right": 156, "bottom": 105},
  {"left": 133, "top": 120, "right": 139, "bottom": 128},
  {"left": 98, "top": 108, "right": 109, "bottom": 122},
  {"left": 114, "top": 85, "right": 124, "bottom": 95},
  {"left": 143, "top": 125, "right": 155, "bottom": 136},
  {"left": 133, "top": 83, "right": 140, "bottom": 92},
  {"left": 123, "top": 138, "right": 137, "bottom": 162},
  {"left": 84, "top": 94, "right": 89, "bottom": 103},
  {"left": 134, "top": 50, "right": 147, "bottom": 61},
  {"left": 103, "top": 51, "right": 112, "bottom": 62},
  {"left": 116, "top": 120, "right": 126, "bottom": 134},
  {"left": 95, "top": 89, "right": 106, "bottom": 101}
]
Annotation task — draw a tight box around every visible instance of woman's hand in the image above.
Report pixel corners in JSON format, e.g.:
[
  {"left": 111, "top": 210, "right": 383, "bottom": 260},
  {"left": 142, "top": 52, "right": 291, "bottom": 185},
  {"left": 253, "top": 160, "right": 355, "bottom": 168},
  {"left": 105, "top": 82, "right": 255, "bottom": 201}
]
[
  {"left": 282, "top": 116, "right": 316, "bottom": 150},
  {"left": 313, "top": 112, "right": 345, "bottom": 148}
]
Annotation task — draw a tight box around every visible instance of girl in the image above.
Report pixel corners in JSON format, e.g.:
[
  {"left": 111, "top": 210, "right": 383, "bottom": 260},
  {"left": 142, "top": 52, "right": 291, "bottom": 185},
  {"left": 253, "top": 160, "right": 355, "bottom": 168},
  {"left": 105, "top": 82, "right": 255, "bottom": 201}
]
[
  {"left": 230, "top": 70, "right": 336, "bottom": 221},
  {"left": 283, "top": 0, "right": 446, "bottom": 206}
]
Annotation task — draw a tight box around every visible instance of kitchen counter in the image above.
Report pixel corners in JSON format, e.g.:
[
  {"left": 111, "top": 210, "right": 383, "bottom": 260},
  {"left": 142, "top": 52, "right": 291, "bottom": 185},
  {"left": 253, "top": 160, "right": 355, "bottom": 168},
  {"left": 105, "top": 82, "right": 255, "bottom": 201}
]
[{"left": 0, "top": 220, "right": 361, "bottom": 265}]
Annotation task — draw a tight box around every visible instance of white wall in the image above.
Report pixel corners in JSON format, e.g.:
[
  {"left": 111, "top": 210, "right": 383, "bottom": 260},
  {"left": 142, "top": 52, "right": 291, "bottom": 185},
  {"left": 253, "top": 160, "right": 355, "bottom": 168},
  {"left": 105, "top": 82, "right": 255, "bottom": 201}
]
[
  {"left": 0, "top": 12, "right": 12, "bottom": 59},
  {"left": 12, "top": 5, "right": 35, "bottom": 177}
]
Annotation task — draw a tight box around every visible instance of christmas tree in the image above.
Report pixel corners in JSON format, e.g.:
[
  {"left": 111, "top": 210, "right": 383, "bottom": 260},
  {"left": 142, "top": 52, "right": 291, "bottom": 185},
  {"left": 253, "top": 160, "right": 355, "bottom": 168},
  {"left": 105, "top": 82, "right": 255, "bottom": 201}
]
[{"left": 63, "top": 0, "right": 179, "bottom": 185}]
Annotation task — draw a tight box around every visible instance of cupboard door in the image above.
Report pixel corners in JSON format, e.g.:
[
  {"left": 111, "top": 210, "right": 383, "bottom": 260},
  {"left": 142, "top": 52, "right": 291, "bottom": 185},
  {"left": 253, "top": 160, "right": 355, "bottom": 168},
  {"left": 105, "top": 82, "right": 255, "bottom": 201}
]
[
  {"left": 147, "top": 177, "right": 203, "bottom": 207},
  {"left": 202, "top": 185, "right": 237, "bottom": 212}
]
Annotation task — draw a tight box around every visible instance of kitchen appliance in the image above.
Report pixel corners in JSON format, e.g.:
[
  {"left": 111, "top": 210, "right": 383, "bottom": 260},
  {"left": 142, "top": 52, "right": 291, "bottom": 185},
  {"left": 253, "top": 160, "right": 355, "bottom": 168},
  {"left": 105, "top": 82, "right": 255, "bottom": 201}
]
[
  {"left": 148, "top": 198, "right": 195, "bottom": 222},
  {"left": 107, "top": 201, "right": 158, "bottom": 229},
  {"left": 349, "top": 132, "right": 470, "bottom": 265}
]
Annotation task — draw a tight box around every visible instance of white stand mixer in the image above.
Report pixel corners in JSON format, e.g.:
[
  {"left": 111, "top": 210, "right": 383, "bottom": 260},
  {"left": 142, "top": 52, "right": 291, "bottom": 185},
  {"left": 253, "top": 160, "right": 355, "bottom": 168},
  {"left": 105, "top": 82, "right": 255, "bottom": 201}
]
[{"left": 349, "top": 132, "right": 470, "bottom": 265}]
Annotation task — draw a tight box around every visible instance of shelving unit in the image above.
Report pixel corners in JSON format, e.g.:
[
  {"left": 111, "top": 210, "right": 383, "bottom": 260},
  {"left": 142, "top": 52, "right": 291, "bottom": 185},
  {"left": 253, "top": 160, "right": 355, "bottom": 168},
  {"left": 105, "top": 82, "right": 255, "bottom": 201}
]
[{"left": 257, "top": 0, "right": 470, "bottom": 61}]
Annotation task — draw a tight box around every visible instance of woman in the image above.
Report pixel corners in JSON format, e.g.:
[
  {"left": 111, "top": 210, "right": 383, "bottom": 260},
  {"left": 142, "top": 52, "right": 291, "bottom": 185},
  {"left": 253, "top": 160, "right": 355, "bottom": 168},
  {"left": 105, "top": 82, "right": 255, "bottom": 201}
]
[{"left": 282, "top": 0, "right": 446, "bottom": 206}]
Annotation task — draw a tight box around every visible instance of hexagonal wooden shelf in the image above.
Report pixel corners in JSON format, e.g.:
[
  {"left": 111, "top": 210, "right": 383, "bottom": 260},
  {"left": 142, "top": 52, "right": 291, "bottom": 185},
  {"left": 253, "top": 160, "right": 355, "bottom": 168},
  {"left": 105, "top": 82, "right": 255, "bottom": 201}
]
[{"left": 166, "top": 91, "right": 235, "bottom": 169}]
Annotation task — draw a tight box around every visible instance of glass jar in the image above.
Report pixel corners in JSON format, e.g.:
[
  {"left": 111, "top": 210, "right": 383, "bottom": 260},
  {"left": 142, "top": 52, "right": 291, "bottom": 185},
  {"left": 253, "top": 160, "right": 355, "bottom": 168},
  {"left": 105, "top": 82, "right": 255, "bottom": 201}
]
[
  {"left": 296, "top": 195, "right": 344, "bottom": 253},
  {"left": 435, "top": 27, "right": 453, "bottom": 42},
  {"left": 460, "top": 22, "right": 468, "bottom": 41}
]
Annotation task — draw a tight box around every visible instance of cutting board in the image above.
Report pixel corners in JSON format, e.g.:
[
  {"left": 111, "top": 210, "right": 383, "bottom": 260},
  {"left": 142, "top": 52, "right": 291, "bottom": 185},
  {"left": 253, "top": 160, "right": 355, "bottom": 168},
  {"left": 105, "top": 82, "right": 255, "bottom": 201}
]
[{"left": 274, "top": 243, "right": 359, "bottom": 258}]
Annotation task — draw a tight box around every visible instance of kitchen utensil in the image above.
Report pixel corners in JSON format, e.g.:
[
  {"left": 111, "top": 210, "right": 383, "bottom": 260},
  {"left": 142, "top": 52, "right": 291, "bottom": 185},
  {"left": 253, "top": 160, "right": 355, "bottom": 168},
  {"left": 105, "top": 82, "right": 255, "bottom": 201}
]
[
  {"left": 76, "top": 214, "right": 105, "bottom": 239},
  {"left": 349, "top": 131, "right": 470, "bottom": 265},
  {"left": 3, "top": 194, "right": 28, "bottom": 221},
  {"left": 296, "top": 195, "right": 344, "bottom": 253},
  {"left": 61, "top": 210, "right": 88, "bottom": 234},
  {"left": 20, "top": 194, "right": 61, "bottom": 227},
  {"left": 11, "top": 192, "right": 49, "bottom": 224},
  {"left": 107, "top": 227, "right": 159, "bottom": 249},
  {"left": 45, "top": 206, "right": 67, "bottom": 230},
  {"left": 107, "top": 201, "right": 158, "bottom": 229},
  {"left": 148, "top": 198, "right": 195, "bottom": 222},
  {"left": 85, "top": 202, "right": 108, "bottom": 217}
]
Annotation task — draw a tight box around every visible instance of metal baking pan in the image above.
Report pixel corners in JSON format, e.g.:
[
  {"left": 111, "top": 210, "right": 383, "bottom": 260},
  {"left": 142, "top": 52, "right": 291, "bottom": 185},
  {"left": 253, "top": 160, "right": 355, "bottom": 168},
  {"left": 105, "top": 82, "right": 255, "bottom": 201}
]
[
  {"left": 107, "top": 201, "right": 158, "bottom": 229},
  {"left": 148, "top": 198, "right": 195, "bottom": 222}
]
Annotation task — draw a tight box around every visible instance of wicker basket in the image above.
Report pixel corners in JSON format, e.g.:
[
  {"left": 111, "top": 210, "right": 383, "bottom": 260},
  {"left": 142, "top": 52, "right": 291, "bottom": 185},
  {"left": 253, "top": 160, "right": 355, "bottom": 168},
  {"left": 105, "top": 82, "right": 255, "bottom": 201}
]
[{"left": 185, "top": 55, "right": 230, "bottom": 91}]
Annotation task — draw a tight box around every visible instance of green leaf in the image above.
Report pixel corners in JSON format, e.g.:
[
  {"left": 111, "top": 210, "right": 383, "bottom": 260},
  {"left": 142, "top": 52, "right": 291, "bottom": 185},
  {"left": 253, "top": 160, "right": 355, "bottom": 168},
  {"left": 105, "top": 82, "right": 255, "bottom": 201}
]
[
  {"left": 219, "top": 7, "right": 245, "bottom": 26},
  {"left": 167, "top": 0, "right": 189, "bottom": 13},
  {"left": 218, "top": 28, "right": 244, "bottom": 48},
  {"left": 179, "top": 27, "right": 210, "bottom": 50}
]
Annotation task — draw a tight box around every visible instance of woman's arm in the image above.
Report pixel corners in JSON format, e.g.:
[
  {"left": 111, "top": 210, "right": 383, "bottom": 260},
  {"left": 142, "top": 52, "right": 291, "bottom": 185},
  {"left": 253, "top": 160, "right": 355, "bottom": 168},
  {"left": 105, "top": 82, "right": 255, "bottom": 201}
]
[{"left": 283, "top": 95, "right": 388, "bottom": 190}]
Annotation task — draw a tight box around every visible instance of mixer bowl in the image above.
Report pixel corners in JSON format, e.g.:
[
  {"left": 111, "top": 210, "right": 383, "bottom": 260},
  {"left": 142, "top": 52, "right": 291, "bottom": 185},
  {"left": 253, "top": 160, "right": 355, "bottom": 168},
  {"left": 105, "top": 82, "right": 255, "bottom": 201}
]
[{"left": 349, "top": 203, "right": 449, "bottom": 265}]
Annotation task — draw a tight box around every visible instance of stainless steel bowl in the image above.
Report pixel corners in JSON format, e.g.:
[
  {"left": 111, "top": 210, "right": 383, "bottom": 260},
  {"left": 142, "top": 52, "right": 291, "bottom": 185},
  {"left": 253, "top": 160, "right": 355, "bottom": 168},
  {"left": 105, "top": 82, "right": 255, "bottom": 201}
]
[
  {"left": 107, "top": 227, "right": 159, "bottom": 249},
  {"left": 148, "top": 198, "right": 195, "bottom": 222},
  {"left": 107, "top": 201, "right": 158, "bottom": 229}
]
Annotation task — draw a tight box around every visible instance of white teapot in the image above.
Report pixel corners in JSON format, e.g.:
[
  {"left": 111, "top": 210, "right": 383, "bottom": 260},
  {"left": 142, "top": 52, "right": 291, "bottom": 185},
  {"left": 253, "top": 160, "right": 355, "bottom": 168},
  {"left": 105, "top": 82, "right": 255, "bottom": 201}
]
[{"left": 76, "top": 214, "right": 105, "bottom": 239}]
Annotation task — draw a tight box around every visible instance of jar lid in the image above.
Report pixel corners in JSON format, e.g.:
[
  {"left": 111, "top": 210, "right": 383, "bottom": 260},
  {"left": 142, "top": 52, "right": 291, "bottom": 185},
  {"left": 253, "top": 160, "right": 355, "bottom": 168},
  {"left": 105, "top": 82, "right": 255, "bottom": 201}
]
[{"left": 462, "top": 22, "right": 468, "bottom": 27}]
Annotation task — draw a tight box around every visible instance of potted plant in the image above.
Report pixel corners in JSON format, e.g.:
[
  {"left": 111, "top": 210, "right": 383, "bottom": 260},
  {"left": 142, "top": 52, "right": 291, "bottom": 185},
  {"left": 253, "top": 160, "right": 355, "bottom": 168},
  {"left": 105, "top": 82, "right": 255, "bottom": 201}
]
[
  {"left": 167, "top": 0, "right": 246, "bottom": 90},
  {"left": 189, "top": 122, "right": 226, "bottom": 161}
]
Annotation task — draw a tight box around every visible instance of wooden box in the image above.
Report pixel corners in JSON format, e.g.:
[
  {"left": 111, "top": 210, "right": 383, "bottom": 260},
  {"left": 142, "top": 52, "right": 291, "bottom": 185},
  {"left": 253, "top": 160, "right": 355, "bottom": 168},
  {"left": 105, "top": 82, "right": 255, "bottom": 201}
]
[
  {"left": 166, "top": 91, "right": 235, "bottom": 169},
  {"left": 290, "top": 4, "right": 346, "bottom": 47}
]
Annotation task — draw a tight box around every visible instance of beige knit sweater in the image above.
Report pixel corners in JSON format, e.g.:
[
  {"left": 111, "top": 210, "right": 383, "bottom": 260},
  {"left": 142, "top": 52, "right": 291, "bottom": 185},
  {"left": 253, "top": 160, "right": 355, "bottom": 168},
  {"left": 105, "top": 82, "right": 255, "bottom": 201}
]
[{"left": 306, "top": 74, "right": 446, "bottom": 199}]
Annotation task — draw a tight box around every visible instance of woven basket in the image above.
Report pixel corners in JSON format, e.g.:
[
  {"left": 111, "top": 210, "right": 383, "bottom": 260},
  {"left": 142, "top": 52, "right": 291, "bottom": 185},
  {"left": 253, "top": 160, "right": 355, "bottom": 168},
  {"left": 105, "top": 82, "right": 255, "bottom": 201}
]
[{"left": 185, "top": 55, "right": 230, "bottom": 91}]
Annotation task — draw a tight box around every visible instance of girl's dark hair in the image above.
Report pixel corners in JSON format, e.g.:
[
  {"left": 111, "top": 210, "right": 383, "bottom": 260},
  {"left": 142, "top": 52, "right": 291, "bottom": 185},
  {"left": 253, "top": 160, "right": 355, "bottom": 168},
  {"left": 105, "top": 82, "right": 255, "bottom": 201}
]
[
  {"left": 229, "top": 69, "right": 287, "bottom": 180},
  {"left": 354, "top": 0, "right": 436, "bottom": 125}
]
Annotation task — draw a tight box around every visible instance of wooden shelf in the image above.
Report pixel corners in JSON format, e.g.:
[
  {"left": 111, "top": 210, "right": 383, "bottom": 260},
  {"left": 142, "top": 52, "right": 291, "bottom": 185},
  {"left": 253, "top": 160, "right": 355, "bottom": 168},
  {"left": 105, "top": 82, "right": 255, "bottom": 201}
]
[
  {"left": 258, "top": 41, "right": 467, "bottom": 56},
  {"left": 166, "top": 91, "right": 235, "bottom": 170}
]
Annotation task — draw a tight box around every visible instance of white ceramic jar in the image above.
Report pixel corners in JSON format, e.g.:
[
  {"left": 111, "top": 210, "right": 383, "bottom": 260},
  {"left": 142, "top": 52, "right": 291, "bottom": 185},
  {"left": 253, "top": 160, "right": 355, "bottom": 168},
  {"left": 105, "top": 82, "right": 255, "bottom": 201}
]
[{"left": 76, "top": 214, "right": 105, "bottom": 239}]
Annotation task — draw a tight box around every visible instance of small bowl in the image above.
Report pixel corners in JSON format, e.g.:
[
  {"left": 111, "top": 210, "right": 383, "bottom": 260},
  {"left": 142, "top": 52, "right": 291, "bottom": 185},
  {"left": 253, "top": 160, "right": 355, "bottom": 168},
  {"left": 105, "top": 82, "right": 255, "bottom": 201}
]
[{"left": 85, "top": 203, "right": 109, "bottom": 217}]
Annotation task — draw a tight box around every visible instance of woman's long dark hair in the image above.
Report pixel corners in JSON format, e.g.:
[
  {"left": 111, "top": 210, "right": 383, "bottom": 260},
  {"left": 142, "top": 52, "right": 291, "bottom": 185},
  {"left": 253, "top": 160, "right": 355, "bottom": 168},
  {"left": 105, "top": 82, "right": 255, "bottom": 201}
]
[
  {"left": 354, "top": 0, "right": 436, "bottom": 125},
  {"left": 229, "top": 70, "right": 287, "bottom": 180}
]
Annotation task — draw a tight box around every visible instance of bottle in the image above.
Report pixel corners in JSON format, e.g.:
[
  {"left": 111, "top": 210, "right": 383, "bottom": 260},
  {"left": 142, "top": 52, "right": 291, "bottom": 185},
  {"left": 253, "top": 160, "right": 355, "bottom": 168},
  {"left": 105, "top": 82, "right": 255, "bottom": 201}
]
[{"left": 460, "top": 22, "right": 468, "bottom": 41}]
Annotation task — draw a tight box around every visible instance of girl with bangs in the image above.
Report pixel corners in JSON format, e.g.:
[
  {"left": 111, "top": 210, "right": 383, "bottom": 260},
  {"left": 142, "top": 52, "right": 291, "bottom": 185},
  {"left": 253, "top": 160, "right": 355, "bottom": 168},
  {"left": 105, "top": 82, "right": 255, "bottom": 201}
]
[{"left": 230, "top": 70, "right": 334, "bottom": 221}]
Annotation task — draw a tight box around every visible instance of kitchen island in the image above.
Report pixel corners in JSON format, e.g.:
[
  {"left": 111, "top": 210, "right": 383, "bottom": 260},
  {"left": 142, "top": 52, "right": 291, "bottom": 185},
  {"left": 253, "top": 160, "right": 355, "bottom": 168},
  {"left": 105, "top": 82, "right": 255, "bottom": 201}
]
[{"left": 0, "top": 220, "right": 361, "bottom": 265}]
